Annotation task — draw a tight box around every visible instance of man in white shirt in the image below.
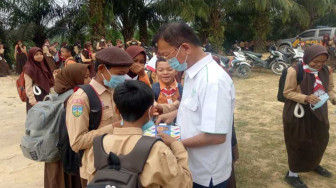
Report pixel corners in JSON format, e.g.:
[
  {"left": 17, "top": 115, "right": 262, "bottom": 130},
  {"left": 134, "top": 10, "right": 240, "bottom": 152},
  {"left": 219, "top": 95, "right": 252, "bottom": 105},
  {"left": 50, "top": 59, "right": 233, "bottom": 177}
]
[{"left": 154, "top": 22, "right": 236, "bottom": 187}]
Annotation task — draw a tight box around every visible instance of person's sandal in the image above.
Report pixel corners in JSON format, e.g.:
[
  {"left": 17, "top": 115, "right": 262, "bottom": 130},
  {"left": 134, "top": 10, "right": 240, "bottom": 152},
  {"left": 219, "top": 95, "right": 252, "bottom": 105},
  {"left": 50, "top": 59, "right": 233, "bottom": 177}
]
[
  {"left": 284, "top": 171, "right": 308, "bottom": 188},
  {"left": 314, "top": 166, "right": 332, "bottom": 178}
]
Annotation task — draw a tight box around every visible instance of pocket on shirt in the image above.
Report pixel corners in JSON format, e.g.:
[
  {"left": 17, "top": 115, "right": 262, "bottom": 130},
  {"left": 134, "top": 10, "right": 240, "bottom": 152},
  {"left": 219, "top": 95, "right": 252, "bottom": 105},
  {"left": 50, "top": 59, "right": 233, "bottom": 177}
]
[
  {"left": 184, "top": 95, "right": 198, "bottom": 111},
  {"left": 101, "top": 109, "right": 113, "bottom": 121}
]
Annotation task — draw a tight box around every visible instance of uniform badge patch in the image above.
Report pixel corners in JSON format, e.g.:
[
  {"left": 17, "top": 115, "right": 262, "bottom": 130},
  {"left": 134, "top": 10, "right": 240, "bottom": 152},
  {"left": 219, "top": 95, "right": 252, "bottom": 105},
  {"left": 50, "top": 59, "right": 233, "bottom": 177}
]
[{"left": 72, "top": 105, "right": 83, "bottom": 117}]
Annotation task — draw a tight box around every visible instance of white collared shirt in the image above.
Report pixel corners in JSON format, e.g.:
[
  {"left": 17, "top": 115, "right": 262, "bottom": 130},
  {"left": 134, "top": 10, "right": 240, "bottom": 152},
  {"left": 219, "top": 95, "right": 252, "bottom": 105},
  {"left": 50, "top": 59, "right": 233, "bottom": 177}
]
[
  {"left": 176, "top": 54, "right": 235, "bottom": 186},
  {"left": 125, "top": 74, "right": 139, "bottom": 80}
]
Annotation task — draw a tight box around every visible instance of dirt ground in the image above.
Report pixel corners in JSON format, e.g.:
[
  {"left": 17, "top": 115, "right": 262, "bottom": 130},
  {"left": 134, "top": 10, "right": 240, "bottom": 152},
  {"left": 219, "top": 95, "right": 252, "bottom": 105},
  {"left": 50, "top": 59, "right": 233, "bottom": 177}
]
[{"left": 0, "top": 71, "right": 335, "bottom": 188}]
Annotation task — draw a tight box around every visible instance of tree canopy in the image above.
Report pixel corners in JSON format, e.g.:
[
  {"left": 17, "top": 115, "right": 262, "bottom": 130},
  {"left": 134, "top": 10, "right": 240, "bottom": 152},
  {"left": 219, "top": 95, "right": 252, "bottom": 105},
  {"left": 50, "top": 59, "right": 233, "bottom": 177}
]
[{"left": 1, "top": 0, "right": 335, "bottom": 66}]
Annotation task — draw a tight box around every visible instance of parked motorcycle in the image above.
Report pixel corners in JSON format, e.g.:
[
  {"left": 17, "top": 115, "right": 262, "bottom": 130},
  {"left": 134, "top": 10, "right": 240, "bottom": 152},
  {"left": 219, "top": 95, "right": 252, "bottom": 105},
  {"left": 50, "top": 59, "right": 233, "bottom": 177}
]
[
  {"left": 284, "top": 44, "right": 304, "bottom": 66},
  {"left": 230, "top": 48, "right": 252, "bottom": 79},
  {"left": 243, "top": 46, "right": 288, "bottom": 75}
]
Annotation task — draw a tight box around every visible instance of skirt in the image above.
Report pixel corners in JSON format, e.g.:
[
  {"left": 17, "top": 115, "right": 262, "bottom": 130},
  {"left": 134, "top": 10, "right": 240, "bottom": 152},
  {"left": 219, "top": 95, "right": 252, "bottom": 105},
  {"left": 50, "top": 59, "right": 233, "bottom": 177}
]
[
  {"left": 283, "top": 100, "right": 329, "bottom": 172},
  {"left": 16, "top": 53, "right": 27, "bottom": 74},
  {"left": 0, "top": 58, "right": 10, "bottom": 76}
]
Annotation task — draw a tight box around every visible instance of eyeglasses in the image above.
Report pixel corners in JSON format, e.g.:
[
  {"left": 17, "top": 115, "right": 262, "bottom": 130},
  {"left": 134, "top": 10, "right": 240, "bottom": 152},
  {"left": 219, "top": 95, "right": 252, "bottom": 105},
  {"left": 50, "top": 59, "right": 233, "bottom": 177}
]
[{"left": 158, "top": 45, "right": 182, "bottom": 60}]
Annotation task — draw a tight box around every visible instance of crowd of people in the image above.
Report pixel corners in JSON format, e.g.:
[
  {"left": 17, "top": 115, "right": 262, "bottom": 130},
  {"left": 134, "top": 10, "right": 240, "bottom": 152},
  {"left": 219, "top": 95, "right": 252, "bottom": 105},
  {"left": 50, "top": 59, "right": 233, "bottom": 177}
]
[
  {"left": 14, "top": 22, "right": 238, "bottom": 188},
  {"left": 0, "top": 21, "right": 334, "bottom": 188}
]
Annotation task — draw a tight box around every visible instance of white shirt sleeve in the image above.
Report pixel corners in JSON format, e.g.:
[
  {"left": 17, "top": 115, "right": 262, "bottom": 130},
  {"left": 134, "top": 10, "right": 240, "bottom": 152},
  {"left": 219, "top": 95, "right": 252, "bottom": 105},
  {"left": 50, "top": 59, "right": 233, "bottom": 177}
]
[{"left": 200, "top": 78, "right": 234, "bottom": 134}]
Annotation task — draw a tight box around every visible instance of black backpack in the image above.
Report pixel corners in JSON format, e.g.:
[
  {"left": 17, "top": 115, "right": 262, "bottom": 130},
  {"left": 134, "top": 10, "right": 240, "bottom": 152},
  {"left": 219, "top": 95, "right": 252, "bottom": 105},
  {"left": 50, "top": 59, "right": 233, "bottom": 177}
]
[
  {"left": 57, "top": 84, "right": 102, "bottom": 175},
  {"left": 152, "top": 82, "right": 183, "bottom": 101},
  {"left": 277, "top": 63, "right": 304, "bottom": 102},
  {"left": 87, "top": 134, "right": 161, "bottom": 188}
]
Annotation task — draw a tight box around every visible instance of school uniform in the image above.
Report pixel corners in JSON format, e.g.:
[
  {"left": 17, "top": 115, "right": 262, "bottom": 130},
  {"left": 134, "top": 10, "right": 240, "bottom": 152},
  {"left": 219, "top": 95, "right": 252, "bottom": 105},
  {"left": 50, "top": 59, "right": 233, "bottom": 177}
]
[
  {"left": 125, "top": 73, "right": 151, "bottom": 87},
  {"left": 283, "top": 66, "right": 334, "bottom": 172},
  {"left": 177, "top": 54, "right": 235, "bottom": 187},
  {"left": 91, "top": 127, "right": 193, "bottom": 187},
  {"left": 66, "top": 79, "right": 118, "bottom": 184},
  {"left": 66, "top": 47, "right": 133, "bottom": 187},
  {"left": 155, "top": 80, "right": 181, "bottom": 104}
]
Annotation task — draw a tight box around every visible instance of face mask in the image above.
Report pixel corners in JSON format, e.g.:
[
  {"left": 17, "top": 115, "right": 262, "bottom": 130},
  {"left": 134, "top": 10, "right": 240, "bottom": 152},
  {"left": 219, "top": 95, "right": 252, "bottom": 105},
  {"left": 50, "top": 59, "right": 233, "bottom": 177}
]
[
  {"left": 101, "top": 39, "right": 105, "bottom": 42},
  {"left": 310, "top": 93, "right": 329, "bottom": 111},
  {"left": 142, "top": 106, "right": 155, "bottom": 131},
  {"left": 306, "top": 64, "right": 320, "bottom": 72},
  {"left": 167, "top": 46, "right": 188, "bottom": 71},
  {"left": 101, "top": 65, "right": 126, "bottom": 89}
]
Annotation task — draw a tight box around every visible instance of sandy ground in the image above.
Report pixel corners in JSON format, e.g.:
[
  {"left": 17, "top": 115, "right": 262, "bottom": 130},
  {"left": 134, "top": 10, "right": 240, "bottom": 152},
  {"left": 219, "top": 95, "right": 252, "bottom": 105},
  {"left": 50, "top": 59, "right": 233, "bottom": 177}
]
[
  {"left": 0, "top": 71, "right": 335, "bottom": 188},
  {"left": 0, "top": 75, "right": 43, "bottom": 188}
]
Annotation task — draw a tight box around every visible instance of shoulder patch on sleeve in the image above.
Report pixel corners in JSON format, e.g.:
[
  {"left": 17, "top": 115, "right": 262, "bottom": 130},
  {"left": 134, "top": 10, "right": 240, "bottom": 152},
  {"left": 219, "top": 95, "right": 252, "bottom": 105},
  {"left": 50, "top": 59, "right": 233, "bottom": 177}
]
[{"left": 72, "top": 105, "right": 83, "bottom": 117}]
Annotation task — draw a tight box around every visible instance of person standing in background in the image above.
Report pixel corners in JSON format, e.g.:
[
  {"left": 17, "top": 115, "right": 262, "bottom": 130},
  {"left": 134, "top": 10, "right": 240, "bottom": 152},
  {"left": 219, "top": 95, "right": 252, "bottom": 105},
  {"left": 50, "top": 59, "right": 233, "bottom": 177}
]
[
  {"left": 14, "top": 40, "right": 28, "bottom": 74},
  {"left": 81, "top": 42, "right": 96, "bottom": 77},
  {"left": 0, "top": 43, "right": 10, "bottom": 76},
  {"left": 42, "top": 39, "right": 56, "bottom": 72},
  {"left": 23, "top": 47, "right": 54, "bottom": 112},
  {"left": 96, "top": 36, "right": 107, "bottom": 51}
]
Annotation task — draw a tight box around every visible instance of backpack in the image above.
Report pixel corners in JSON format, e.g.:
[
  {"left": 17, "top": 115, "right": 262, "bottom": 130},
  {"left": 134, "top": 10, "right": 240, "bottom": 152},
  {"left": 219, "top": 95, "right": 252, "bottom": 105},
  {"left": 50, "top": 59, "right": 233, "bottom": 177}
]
[
  {"left": 75, "top": 53, "right": 83, "bottom": 63},
  {"left": 20, "top": 89, "right": 74, "bottom": 162},
  {"left": 88, "top": 134, "right": 161, "bottom": 188},
  {"left": 277, "top": 63, "right": 304, "bottom": 102},
  {"left": 57, "top": 84, "right": 102, "bottom": 175},
  {"left": 152, "top": 82, "right": 183, "bottom": 102},
  {"left": 16, "top": 72, "right": 26, "bottom": 102}
]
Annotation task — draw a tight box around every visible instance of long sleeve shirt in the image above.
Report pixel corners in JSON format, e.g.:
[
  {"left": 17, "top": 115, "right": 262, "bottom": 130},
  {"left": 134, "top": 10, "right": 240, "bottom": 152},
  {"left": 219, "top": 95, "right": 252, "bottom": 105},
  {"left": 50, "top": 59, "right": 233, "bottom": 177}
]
[{"left": 284, "top": 67, "right": 335, "bottom": 104}]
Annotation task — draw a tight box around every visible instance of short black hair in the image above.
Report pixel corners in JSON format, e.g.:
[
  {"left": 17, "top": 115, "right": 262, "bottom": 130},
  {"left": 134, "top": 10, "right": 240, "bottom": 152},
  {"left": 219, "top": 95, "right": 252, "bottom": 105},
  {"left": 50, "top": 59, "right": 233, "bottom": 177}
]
[
  {"left": 152, "top": 21, "right": 202, "bottom": 48},
  {"left": 61, "top": 45, "right": 75, "bottom": 56},
  {"left": 155, "top": 57, "right": 167, "bottom": 69},
  {"left": 95, "top": 61, "right": 112, "bottom": 72},
  {"left": 113, "top": 80, "right": 154, "bottom": 122}
]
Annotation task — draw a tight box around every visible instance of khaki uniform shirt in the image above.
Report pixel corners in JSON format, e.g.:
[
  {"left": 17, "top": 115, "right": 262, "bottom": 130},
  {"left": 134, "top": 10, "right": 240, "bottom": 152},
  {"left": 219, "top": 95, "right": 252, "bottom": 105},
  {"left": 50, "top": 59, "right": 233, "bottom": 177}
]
[
  {"left": 284, "top": 67, "right": 335, "bottom": 104},
  {"left": 24, "top": 74, "right": 36, "bottom": 104},
  {"left": 66, "top": 79, "right": 119, "bottom": 180},
  {"left": 87, "top": 127, "right": 192, "bottom": 187}
]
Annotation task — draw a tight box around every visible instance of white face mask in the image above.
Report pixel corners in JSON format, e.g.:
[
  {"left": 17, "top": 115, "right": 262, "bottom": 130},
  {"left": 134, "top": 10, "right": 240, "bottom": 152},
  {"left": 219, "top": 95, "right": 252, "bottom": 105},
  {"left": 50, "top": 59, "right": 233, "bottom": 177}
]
[{"left": 101, "top": 39, "right": 105, "bottom": 42}]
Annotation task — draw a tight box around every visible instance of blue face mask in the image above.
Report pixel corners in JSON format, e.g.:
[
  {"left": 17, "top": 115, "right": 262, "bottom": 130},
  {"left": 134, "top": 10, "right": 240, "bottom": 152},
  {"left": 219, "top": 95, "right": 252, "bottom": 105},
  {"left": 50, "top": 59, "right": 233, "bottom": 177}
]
[
  {"left": 142, "top": 106, "right": 155, "bottom": 131},
  {"left": 167, "top": 46, "right": 188, "bottom": 71},
  {"left": 102, "top": 65, "right": 125, "bottom": 89},
  {"left": 310, "top": 93, "right": 329, "bottom": 111},
  {"left": 306, "top": 65, "right": 319, "bottom": 72}
]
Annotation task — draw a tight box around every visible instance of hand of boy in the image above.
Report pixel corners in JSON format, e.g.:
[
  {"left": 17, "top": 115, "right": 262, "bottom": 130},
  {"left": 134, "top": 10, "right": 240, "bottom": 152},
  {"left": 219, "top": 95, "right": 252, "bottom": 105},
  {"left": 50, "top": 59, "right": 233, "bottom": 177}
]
[{"left": 157, "top": 131, "right": 177, "bottom": 147}]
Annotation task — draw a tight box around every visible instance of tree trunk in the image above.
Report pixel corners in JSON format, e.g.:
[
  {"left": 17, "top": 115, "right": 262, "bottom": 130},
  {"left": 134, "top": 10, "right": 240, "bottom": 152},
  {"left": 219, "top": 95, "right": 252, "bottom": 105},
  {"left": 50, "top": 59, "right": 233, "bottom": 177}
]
[
  {"left": 139, "top": 18, "right": 148, "bottom": 46},
  {"left": 33, "top": 25, "right": 47, "bottom": 47},
  {"left": 89, "top": 0, "right": 106, "bottom": 41},
  {"left": 253, "top": 12, "right": 270, "bottom": 52}
]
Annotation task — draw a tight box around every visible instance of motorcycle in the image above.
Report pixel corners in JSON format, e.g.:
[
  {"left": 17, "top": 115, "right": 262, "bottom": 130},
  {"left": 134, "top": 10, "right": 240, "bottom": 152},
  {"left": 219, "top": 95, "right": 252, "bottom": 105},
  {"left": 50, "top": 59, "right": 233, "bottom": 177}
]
[
  {"left": 284, "top": 44, "right": 304, "bottom": 66},
  {"left": 243, "top": 46, "right": 288, "bottom": 75},
  {"left": 230, "top": 48, "right": 252, "bottom": 79}
]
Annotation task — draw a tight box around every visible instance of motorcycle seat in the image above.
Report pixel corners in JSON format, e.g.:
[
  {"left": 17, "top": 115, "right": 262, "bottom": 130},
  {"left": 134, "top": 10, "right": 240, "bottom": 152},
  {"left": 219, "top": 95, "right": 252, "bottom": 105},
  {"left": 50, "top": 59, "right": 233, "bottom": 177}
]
[{"left": 244, "top": 51, "right": 263, "bottom": 58}]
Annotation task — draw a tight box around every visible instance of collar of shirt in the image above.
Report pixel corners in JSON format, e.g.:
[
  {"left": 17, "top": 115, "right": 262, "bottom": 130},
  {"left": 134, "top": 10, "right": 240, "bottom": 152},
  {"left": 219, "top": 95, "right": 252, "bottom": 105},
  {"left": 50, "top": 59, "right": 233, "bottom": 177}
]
[
  {"left": 185, "top": 54, "right": 213, "bottom": 79},
  {"left": 90, "top": 78, "right": 111, "bottom": 95},
  {"left": 125, "top": 74, "right": 139, "bottom": 80},
  {"left": 159, "top": 80, "right": 178, "bottom": 90},
  {"left": 113, "top": 127, "right": 143, "bottom": 135}
]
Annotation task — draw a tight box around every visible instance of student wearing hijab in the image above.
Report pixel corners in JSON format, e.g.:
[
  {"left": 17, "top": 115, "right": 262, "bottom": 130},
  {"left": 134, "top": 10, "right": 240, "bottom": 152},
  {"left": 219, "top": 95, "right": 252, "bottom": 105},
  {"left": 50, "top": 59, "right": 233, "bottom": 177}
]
[
  {"left": 81, "top": 41, "right": 96, "bottom": 77},
  {"left": 23, "top": 47, "right": 54, "bottom": 112},
  {"left": 0, "top": 43, "right": 10, "bottom": 77},
  {"left": 51, "top": 63, "right": 91, "bottom": 188},
  {"left": 283, "top": 45, "right": 335, "bottom": 188},
  {"left": 14, "top": 40, "right": 28, "bottom": 74},
  {"left": 125, "top": 46, "right": 151, "bottom": 86},
  {"left": 55, "top": 63, "right": 91, "bottom": 94}
]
